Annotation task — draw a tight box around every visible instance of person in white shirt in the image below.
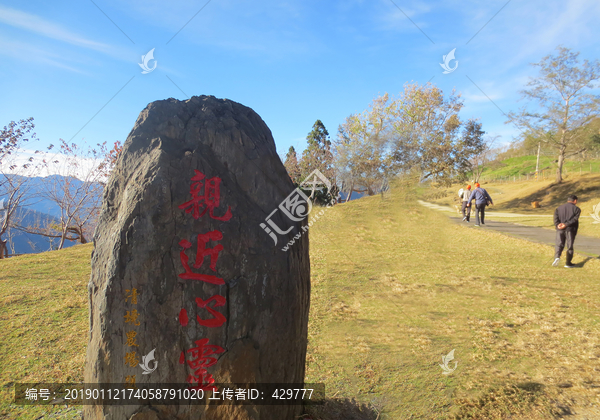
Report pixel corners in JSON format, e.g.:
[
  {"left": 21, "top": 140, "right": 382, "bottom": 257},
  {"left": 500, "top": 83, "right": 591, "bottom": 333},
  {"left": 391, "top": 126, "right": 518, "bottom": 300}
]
[{"left": 459, "top": 185, "right": 473, "bottom": 222}]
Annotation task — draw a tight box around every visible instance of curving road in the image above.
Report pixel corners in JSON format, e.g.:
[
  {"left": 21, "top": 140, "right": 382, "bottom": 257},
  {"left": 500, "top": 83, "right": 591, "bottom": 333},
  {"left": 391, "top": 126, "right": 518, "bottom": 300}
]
[{"left": 418, "top": 200, "right": 600, "bottom": 258}]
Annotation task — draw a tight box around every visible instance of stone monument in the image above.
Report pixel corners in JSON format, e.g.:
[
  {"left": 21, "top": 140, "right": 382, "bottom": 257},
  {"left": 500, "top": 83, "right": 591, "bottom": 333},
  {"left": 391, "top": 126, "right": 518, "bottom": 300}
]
[{"left": 84, "top": 96, "right": 311, "bottom": 419}]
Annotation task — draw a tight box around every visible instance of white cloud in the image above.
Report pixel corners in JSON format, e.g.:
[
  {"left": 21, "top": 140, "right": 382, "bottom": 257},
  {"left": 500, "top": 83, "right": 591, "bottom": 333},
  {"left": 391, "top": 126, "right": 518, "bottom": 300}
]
[
  {"left": 0, "top": 5, "right": 138, "bottom": 71},
  {"left": 376, "top": 0, "right": 433, "bottom": 32},
  {"left": 462, "top": 91, "right": 502, "bottom": 104},
  {"left": 112, "top": 0, "right": 323, "bottom": 59},
  {"left": 461, "top": 0, "right": 600, "bottom": 72},
  {"left": 0, "top": 6, "right": 113, "bottom": 53},
  {"left": 514, "top": 0, "right": 600, "bottom": 58},
  {"left": 0, "top": 36, "right": 88, "bottom": 73},
  {"left": 1, "top": 149, "right": 107, "bottom": 182}
]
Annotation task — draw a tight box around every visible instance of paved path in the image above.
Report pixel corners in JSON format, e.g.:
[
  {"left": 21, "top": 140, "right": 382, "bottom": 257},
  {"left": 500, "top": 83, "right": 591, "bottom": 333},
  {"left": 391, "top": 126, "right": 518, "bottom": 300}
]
[
  {"left": 418, "top": 200, "right": 600, "bottom": 258},
  {"left": 417, "top": 200, "right": 595, "bottom": 219}
]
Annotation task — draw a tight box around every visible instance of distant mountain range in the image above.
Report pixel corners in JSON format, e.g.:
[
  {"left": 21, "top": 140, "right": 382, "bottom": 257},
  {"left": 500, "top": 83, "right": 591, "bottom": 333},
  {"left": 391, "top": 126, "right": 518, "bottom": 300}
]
[
  {"left": 1, "top": 174, "right": 101, "bottom": 256},
  {"left": 1, "top": 174, "right": 367, "bottom": 256},
  {"left": 5, "top": 208, "right": 70, "bottom": 255}
]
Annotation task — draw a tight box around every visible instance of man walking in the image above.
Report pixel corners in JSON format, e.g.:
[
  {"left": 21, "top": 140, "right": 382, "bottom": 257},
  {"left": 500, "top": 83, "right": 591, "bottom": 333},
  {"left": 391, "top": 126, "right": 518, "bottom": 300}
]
[
  {"left": 552, "top": 195, "right": 581, "bottom": 268},
  {"left": 466, "top": 183, "right": 493, "bottom": 227},
  {"left": 460, "top": 185, "right": 473, "bottom": 222}
]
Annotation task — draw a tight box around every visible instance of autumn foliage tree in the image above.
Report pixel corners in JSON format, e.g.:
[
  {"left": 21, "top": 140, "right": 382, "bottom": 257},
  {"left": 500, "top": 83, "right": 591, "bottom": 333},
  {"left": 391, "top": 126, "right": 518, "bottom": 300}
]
[
  {"left": 389, "top": 83, "right": 486, "bottom": 185},
  {"left": 335, "top": 95, "right": 392, "bottom": 200},
  {"left": 1, "top": 117, "right": 122, "bottom": 255},
  {"left": 288, "top": 84, "right": 486, "bottom": 205},
  {"left": 334, "top": 83, "right": 486, "bottom": 196},
  {"left": 507, "top": 47, "right": 600, "bottom": 183}
]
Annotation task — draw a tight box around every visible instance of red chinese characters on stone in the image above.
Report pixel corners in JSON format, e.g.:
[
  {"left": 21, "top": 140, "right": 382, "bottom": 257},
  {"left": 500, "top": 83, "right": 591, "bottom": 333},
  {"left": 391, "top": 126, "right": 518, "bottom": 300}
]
[
  {"left": 187, "top": 369, "right": 218, "bottom": 392},
  {"left": 178, "top": 230, "right": 224, "bottom": 285},
  {"left": 178, "top": 170, "right": 232, "bottom": 221},
  {"left": 186, "top": 338, "right": 224, "bottom": 369},
  {"left": 179, "top": 308, "right": 189, "bottom": 327},
  {"left": 178, "top": 295, "right": 226, "bottom": 328},
  {"left": 177, "top": 170, "right": 232, "bottom": 391},
  {"left": 181, "top": 338, "right": 225, "bottom": 391},
  {"left": 195, "top": 295, "right": 226, "bottom": 328},
  {"left": 193, "top": 230, "right": 223, "bottom": 271}
]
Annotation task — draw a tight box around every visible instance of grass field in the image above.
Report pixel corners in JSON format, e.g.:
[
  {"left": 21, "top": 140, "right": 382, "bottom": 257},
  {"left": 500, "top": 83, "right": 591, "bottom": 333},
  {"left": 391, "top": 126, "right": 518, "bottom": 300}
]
[
  {"left": 0, "top": 245, "right": 91, "bottom": 420},
  {"left": 305, "top": 183, "right": 600, "bottom": 419},
  {"left": 2, "top": 181, "right": 600, "bottom": 419}
]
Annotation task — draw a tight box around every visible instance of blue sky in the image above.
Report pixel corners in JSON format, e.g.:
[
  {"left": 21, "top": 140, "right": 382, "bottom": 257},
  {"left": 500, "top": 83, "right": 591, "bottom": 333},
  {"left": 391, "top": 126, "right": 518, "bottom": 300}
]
[{"left": 1, "top": 0, "right": 600, "bottom": 162}]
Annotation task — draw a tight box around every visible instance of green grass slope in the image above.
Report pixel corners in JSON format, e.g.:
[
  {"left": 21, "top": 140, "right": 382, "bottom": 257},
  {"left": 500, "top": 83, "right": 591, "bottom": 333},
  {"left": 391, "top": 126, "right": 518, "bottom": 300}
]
[{"left": 480, "top": 155, "right": 600, "bottom": 180}]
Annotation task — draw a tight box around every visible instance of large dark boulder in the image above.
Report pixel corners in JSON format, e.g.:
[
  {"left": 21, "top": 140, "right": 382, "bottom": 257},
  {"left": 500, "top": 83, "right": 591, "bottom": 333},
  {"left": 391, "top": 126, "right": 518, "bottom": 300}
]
[{"left": 84, "top": 96, "right": 310, "bottom": 419}]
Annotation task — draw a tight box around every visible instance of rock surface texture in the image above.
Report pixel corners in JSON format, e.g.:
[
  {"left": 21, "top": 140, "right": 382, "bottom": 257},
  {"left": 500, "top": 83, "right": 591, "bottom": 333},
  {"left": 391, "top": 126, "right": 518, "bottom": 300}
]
[{"left": 84, "top": 96, "right": 310, "bottom": 420}]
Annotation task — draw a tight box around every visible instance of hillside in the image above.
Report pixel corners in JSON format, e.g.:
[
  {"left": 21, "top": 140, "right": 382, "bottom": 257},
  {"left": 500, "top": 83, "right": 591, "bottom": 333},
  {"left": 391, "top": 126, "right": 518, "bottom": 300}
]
[
  {"left": 479, "top": 155, "right": 600, "bottom": 181},
  {"left": 424, "top": 172, "right": 600, "bottom": 239},
  {"left": 2, "top": 184, "right": 600, "bottom": 419}
]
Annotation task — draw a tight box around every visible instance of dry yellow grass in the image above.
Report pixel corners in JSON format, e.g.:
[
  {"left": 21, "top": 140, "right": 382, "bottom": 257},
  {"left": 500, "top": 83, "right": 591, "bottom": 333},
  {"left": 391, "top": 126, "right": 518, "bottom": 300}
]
[
  {"left": 0, "top": 244, "right": 92, "bottom": 419},
  {"left": 305, "top": 182, "right": 600, "bottom": 419},
  {"left": 2, "top": 180, "right": 600, "bottom": 419}
]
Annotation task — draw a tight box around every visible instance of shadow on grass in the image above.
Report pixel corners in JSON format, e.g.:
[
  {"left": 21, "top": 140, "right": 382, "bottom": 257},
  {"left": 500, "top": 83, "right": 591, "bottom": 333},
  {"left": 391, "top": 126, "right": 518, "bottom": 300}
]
[
  {"left": 496, "top": 177, "right": 600, "bottom": 213},
  {"left": 451, "top": 383, "right": 574, "bottom": 420},
  {"left": 301, "top": 398, "right": 380, "bottom": 420},
  {"left": 573, "top": 257, "right": 594, "bottom": 268}
]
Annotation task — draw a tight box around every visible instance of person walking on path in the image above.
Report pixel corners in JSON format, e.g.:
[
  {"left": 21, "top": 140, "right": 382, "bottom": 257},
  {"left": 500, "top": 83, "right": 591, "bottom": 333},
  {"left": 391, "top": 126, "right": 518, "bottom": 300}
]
[
  {"left": 552, "top": 195, "right": 581, "bottom": 268},
  {"left": 459, "top": 185, "right": 473, "bottom": 222},
  {"left": 466, "top": 183, "right": 493, "bottom": 227}
]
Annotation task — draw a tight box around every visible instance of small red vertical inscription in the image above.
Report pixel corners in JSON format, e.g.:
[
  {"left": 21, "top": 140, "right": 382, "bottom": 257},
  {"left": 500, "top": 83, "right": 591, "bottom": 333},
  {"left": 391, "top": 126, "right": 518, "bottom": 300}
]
[{"left": 179, "top": 308, "right": 189, "bottom": 327}]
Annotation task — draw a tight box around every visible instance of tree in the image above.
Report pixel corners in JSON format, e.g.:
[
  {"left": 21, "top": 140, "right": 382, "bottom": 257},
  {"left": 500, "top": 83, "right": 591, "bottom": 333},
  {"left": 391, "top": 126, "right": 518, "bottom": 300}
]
[
  {"left": 0, "top": 118, "right": 39, "bottom": 259},
  {"left": 300, "top": 120, "right": 337, "bottom": 203},
  {"left": 335, "top": 95, "right": 393, "bottom": 200},
  {"left": 0, "top": 117, "right": 36, "bottom": 164},
  {"left": 334, "top": 84, "right": 488, "bottom": 195},
  {"left": 507, "top": 47, "right": 600, "bottom": 183},
  {"left": 0, "top": 176, "right": 28, "bottom": 258},
  {"left": 580, "top": 117, "right": 600, "bottom": 159},
  {"left": 35, "top": 140, "right": 115, "bottom": 249},
  {"left": 301, "top": 120, "right": 332, "bottom": 176},
  {"left": 283, "top": 146, "right": 301, "bottom": 184},
  {"left": 107, "top": 140, "right": 123, "bottom": 168},
  {"left": 388, "top": 83, "right": 486, "bottom": 185},
  {"left": 469, "top": 135, "right": 499, "bottom": 183}
]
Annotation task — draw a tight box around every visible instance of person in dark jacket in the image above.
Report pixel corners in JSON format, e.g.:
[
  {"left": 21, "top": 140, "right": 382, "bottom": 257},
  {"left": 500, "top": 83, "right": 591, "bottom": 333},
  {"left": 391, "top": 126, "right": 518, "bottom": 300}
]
[
  {"left": 466, "top": 183, "right": 493, "bottom": 226},
  {"left": 552, "top": 195, "right": 581, "bottom": 268}
]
